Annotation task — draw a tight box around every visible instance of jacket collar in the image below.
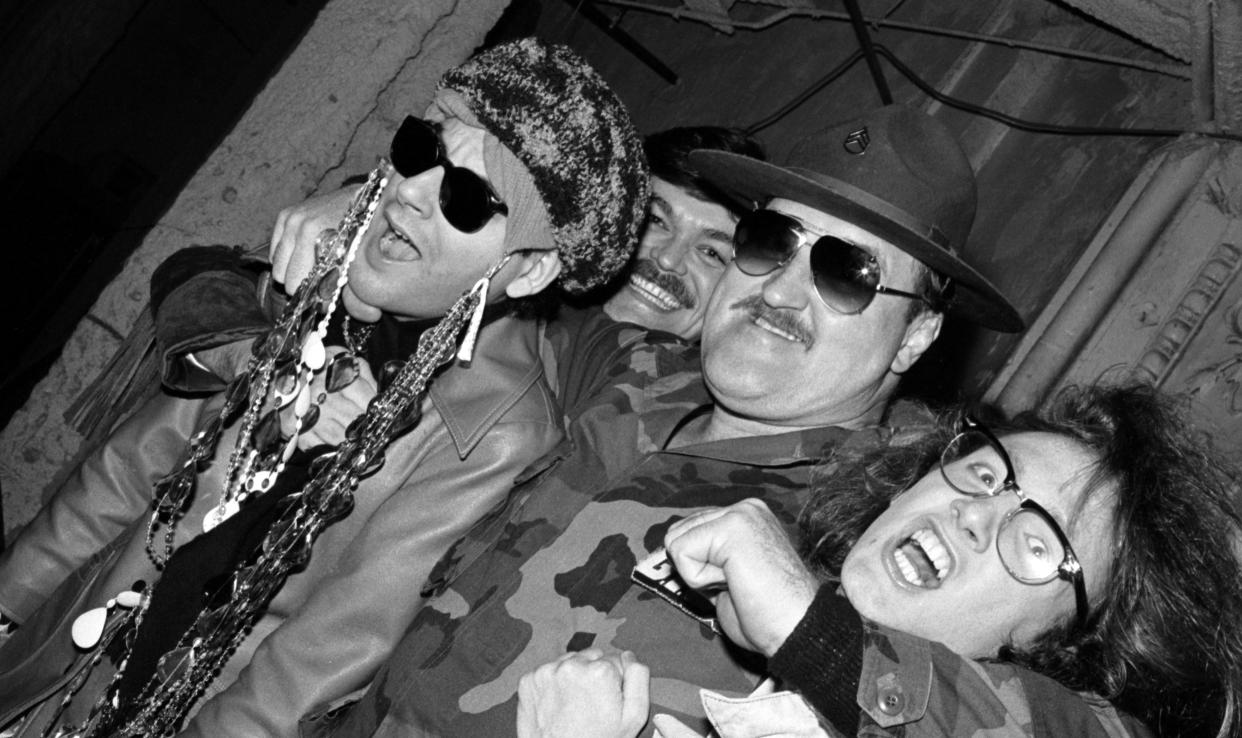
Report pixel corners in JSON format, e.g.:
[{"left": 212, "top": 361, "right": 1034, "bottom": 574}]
[
  {"left": 428, "top": 314, "right": 546, "bottom": 459},
  {"left": 648, "top": 394, "right": 930, "bottom": 467}
]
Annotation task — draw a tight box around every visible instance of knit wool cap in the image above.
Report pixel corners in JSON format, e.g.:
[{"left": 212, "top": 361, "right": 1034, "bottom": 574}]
[
  {"left": 438, "top": 38, "right": 649, "bottom": 294},
  {"left": 429, "top": 90, "right": 553, "bottom": 275}
]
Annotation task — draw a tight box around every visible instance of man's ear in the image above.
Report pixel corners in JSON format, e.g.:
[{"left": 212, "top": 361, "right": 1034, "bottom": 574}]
[
  {"left": 891, "top": 310, "right": 943, "bottom": 375},
  {"left": 503, "top": 250, "right": 563, "bottom": 298}
]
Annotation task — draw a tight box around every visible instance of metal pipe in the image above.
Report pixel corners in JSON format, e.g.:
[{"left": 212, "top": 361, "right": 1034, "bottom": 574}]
[
  {"left": 841, "top": 0, "right": 893, "bottom": 104},
  {"left": 569, "top": 0, "right": 679, "bottom": 84},
  {"left": 1190, "top": 0, "right": 1214, "bottom": 126}
]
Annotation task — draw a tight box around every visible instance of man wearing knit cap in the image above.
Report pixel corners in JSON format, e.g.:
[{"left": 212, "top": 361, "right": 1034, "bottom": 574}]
[
  {"left": 0, "top": 39, "right": 647, "bottom": 738},
  {"left": 271, "top": 124, "right": 765, "bottom": 344},
  {"left": 300, "top": 105, "right": 1024, "bottom": 737}
]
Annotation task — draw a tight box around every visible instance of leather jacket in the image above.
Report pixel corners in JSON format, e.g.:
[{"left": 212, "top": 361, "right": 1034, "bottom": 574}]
[{"left": 0, "top": 253, "right": 564, "bottom": 737}]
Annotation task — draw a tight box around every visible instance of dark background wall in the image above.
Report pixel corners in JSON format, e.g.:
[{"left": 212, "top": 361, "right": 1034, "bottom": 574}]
[{"left": 0, "top": 0, "right": 328, "bottom": 429}]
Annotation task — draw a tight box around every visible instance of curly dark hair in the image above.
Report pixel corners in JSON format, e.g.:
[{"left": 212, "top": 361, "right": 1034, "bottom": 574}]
[
  {"left": 799, "top": 383, "right": 1242, "bottom": 737},
  {"left": 561, "top": 125, "right": 766, "bottom": 312},
  {"left": 643, "top": 126, "right": 765, "bottom": 217}
]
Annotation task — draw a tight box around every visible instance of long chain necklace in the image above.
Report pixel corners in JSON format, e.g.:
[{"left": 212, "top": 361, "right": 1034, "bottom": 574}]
[
  {"left": 102, "top": 287, "right": 480, "bottom": 737},
  {"left": 42, "top": 164, "right": 387, "bottom": 738},
  {"left": 141, "top": 167, "right": 387, "bottom": 568},
  {"left": 205, "top": 200, "right": 370, "bottom": 533},
  {"left": 57, "top": 160, "right": 507, "bottom": 737}
]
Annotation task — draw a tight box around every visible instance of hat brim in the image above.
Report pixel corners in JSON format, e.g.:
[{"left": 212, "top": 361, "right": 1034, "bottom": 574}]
[{"left": 691, "top": 150, "right": 1024, "bottom": 332}]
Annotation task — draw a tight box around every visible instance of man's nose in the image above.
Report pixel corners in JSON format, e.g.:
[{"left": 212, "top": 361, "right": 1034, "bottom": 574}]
[
  {"left": 758, "top": 248, "right": 811, "bottom": 311},
  {"left": 651, "top": 236, "right": 689, "bottom": 274},
  {"left": 394, "top": 164, "right": 443, "bottom": 218}
]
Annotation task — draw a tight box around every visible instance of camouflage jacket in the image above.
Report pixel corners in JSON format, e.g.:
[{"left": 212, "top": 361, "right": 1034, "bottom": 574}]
[
  {"left": 759, "top": 587, "right": 1153, "bottom": 737},
  {"left": 303, "top": 311, "right": 926, "bottom": 737}
]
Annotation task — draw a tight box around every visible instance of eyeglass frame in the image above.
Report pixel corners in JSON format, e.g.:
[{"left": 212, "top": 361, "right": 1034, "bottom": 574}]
[
  {"left": 731, "top": 208, "right": 937, "bottom": 315},
  {"left": 939, "top": 414, "right": 1090, "bottom": 629},
  {"left": 389, "top": 116, "right": 509, "bottom": 234}
]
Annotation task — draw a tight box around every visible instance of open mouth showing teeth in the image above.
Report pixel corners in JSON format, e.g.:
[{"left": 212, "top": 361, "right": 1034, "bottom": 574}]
[
  {"left": 629, "top": 275, "right": 683, "bottom": 311},
  {"left": 377, "top": 223, "right": 420, "bottom": 262},
  {"left": 893, "top": 528, "right": 949, "bottom": 588},
  {"left": 754, "top": 315, "right": 801, "bottom": 343}
]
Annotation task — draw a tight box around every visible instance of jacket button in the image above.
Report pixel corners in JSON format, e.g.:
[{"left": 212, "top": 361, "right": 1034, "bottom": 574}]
[{"left": 877, "top": 687, "right": 904, "bottom": 716}]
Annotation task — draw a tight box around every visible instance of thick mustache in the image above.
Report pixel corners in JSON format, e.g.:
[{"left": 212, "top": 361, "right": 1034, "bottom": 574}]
[
  {"left": 732, "top": 295, "right": 814, "bottom": 347},
  {"left": 631, "top": 259, "right": 695, "bottom": 309}
]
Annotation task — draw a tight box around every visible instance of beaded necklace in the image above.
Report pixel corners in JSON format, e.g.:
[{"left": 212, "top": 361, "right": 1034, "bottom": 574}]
[{"left": 47, "top": 160, "right": 506, "bottom": 737}]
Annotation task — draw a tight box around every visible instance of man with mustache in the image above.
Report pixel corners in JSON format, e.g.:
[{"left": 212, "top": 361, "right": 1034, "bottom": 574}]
[
  {"left": 303, "top": 104, "right": 1025, "bottom": 737},
  {"left": 268, "top": 126, "right": 763, "bottom": 346},
  {"left": 236, "top": 128, "right": 759, "bottom": 417},
  {"left": 598, "top": 127, "right": 763, "bottom": 341}
]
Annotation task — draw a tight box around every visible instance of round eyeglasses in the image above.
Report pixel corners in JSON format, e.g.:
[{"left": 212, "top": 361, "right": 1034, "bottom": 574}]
[{"left": 939, "top": 415, "right": 1089, "bottom": 629}]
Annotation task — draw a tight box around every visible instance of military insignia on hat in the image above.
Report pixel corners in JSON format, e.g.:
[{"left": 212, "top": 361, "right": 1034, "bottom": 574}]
[
  {"left": 687, "top": 105, "right": 1026, "bottom": 331},
  {"left": 843, "top": 126, "right": 870, "bottom": 154}
]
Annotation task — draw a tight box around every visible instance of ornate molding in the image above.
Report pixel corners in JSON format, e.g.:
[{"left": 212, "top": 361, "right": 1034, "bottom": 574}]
[{"left": 1137, "top": 241, "right": 1242, "bottom": 387}]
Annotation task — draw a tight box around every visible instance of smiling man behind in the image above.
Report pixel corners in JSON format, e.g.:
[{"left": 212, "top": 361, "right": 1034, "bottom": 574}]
[{"left": 600, "top": 127, "right": 763, "bottom": 340}]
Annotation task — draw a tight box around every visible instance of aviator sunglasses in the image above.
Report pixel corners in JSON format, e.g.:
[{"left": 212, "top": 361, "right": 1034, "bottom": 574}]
[
  {"left": 733, "top": 209, "right": 937, "bottom": 315},
  {"left": 389, "top": 116, "right": 509, "bottom": 233}
]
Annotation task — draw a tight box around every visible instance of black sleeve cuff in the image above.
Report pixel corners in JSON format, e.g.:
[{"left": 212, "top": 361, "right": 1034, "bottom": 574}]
[{"left": 768, "top": 584, "right": 866, "bottom": 734}]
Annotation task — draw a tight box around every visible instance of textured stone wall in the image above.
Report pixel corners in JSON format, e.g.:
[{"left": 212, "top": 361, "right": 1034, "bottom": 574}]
[{"left": 0, "top": 0, "right": 507, "bottom": 537}]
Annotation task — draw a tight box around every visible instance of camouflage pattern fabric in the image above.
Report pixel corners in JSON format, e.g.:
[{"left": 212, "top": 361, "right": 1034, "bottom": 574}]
[
  {"left": 761, "top": 582, "right": 1151, "bottom": 737},
  {"left": 657, "top": 637, "right": 1149, "bottom": 738},
  {"left": 299, "top": 309, "right": 1147, "bottom": 737},
  {"left": 844, "top": 622, "right": 1153, "bottom": 736},
  {"left": 302, "top": 310, "right": 920, "bottom": 737}
]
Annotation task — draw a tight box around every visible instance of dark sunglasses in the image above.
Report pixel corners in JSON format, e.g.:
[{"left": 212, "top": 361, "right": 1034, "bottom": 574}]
[
  {"left": 389, "top": 116, "right": 508, "bottom": 234},
  {"left": 733, "top": 209, "right": 934, "bottom": 315}
]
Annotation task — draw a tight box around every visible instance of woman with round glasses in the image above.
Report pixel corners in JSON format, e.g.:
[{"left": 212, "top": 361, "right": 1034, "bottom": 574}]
[{"left": 515, "top": 384, "right": 1242, "bottom": 737}]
